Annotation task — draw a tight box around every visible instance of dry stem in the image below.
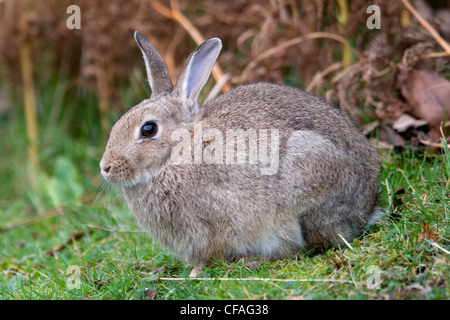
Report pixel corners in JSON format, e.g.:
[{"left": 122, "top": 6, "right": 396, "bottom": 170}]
[
  {"left": 236, "top": 32, "right": 358, "bottom": 84},
  {"left": 401, "top": 0, "right": 450, "bottom": 54},
  {"left": 150, "top": 0, "right": 231, "bottom": 92},
  {"left": 18, "top": 0, "right": 39, "bottom": 188}
]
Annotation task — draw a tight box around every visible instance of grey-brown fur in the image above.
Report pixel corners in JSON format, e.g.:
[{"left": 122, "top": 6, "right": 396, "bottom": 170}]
[{"left": 100, "top": 32, "right": 382, "bottom": 272}]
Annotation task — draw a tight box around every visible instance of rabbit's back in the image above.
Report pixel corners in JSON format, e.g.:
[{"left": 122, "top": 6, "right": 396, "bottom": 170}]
[
  {"left": 203, "top": 83, "right": 373, "bottom": 158},
  {"left": 202, "top": 83, "right": 378, "bottom": 188},
  {"left": 200, "top": 83, "right": 380, "bottom": 251}
]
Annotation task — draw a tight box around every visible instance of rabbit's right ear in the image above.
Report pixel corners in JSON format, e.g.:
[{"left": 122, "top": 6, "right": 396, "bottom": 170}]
[
  {"left": 134, "top": 31, "right": 173, "bottom": 96},
  {"left": 175, "top": 38, "right": 222, "bottom": 112}
]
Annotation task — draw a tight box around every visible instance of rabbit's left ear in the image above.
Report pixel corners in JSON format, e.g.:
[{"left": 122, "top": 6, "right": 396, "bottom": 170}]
[
  {"left": 134, "top": 31, "right": 173, "bottom": 96},
  {"left": 175, "top": 38, "right": 222, "bottom": 111}
]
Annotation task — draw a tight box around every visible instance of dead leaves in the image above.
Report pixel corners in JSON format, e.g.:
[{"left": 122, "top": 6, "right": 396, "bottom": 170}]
[
  {"left": 329, "top": 254, "right": 352, "bottom": 271},
  {"left": 392, "top": 114, "right": 428, "bottom": 133},
  {"left": 401, "top": 69, "right": 450, "bottom": 142},
  {"left": 364, "top": 68, "right": 450, "bottom": 150},
  {"left": 418, "top": 221, "right": 442, "bottom": 243},
  {"left": 317, "top": 0, "right": 450, "bottom": 150},
  {"left": 93, "top": 278, "right": 110, "bottom": 289},
  {"left": 144, "top": 287, "right": 158, "bottom": 300},
  {"left": 2, "top": 265, "right": 31, "bottom": 278}
]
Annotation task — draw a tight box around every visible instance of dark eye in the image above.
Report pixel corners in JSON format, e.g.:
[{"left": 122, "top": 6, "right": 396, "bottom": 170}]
[{"left": 140, "top": 121, "right": 158, "bottom": 138}]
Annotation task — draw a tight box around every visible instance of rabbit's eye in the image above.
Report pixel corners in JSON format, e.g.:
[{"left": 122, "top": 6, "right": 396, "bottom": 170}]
[{"left": 141, "top": 121, "right": 158, "bottom": 138}]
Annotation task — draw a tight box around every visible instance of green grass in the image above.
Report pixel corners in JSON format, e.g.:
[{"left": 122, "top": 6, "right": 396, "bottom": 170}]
[{"left": 0, "top": 77, "right": 449, "bottom": 300}]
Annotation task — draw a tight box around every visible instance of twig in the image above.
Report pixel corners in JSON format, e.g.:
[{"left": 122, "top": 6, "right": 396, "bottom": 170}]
[
  {"left": 306, "top": 62, "right": 343, "bottom": 92},
  {"left": 0, "top": 194, "right": 98, "bottom": 232},
  {"left": 337, "top": 233, "right": 353, "bottom": 250},
  {"left": 158, "top": 277, "right": 352, "bottom": 283},
  {"left": 164, "top": 27, "right": 185, "bottom": 80},
  {"left": 397, "top": 167, "right": 416, "bottom": 193},
  {"left": 422, "top": 121, "right": 450, "bottom": 149},
  {"left": 401, "top": 0, "right": 450, "bottom": 54},
  {"left": 205, "top": 73, "right": 231, "bottom": 103},
  {"left": 259, "top": 33, "right": 353, "bottom": 61},
  {"left": 84, "top": 224, "right": 145, "bottom": 233},
  {"left": 45, "top": 230, "right": 90, "bottom": 257},
  {"left": 428, "top": 240, "right": 450, "bottom": 255},
  {"left": 149, "top": 0, "right": 231, "bottom": 92},
  {"left": 419, "top": 51, "right": 450, "bottom": 60},
  {"left": 236, "top": 32, "right": 359, "bottom": 84},
  {"left": 0, "top": 207, "right": 64, "bottom": 232},
  {"left": 440, "top": 121, "right": 450, "bottom": 140},
  {"left": 419, "top": 139, "right": 450, "bottom": 149},
  {"left": 18, "top": 0, "right": 39, "bottom": 188},
  {"left": 385, "top": 175, "right": 393, "bottom": 212}
]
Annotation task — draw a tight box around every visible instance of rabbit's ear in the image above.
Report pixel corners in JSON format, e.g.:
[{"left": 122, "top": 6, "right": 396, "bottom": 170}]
[
  {"left": 134, "top": 31, "right": 173, "bottom": 96},
  {"left": 175, "top": 38, "right": 222, "bottom": 109}
]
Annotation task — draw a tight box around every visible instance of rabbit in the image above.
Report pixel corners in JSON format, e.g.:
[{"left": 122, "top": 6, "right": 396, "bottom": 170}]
[{"left": 100, "top": 31, "right": 383, "bottom": 277}]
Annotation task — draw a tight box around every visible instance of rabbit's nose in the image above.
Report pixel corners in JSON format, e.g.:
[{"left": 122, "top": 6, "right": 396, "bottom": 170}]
[
  {"left": 100, "top": 157, "right": 112, "bottom": 178},
  {"left": 104, "top": 165, "right": 111, "bottom": 174},
  {"left": 100, "top": 158, "right": 109, "bottom": 173},
  {"left": 100, "top": 162, "right": 112, "bottom": 183}
]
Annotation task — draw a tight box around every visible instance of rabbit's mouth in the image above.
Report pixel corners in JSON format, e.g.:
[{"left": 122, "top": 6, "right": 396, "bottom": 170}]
[
  {"left": 120, "top": 170, "right": 160, "bottom": 188},
  {"left": 101, "top": 168, "right": 155, "bottom": 188},
  {"left": 100, "top": 156, "right": 149, "bottom": 187},
  {"left": 100, "top": 158, "right": 161, "bottom": 188}
]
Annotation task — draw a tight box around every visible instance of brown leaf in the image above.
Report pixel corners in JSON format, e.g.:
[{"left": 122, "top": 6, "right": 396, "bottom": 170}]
[
  {"left": 144, "top": 288, "right": 157, "bottom": 300},
  {"left": 401, "top": 69, "right": 450, "bottom": 141},
  {"left": 3, "top": 266, "right": 30, "bottom": 278},
  {"left": 362, "top": 121, "right": 379, "bottom": 135},
  {"left": 418, "top": 221, "right": 442, "bottom": 243},
  {"left": 45, "top": 230, "right": 90, "bottom": 257},
  {"left": 392, "top": 114, "right": 428, "bottom": 132},
  {"left": 94, "top": 278, "right": 110, "bottom": 289},
  {"left": 378, "top": 123, "right": 406, "bottom": 147}
]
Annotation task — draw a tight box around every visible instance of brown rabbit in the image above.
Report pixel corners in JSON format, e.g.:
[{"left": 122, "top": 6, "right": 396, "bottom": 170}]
[{"left": 100, "top": 31, "right": 383, "bottom": 277}]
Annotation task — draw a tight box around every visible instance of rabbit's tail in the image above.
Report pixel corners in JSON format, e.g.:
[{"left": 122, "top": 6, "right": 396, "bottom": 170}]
[{"left": 367, "top": 206, "right": 386, "bottom": 226}]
